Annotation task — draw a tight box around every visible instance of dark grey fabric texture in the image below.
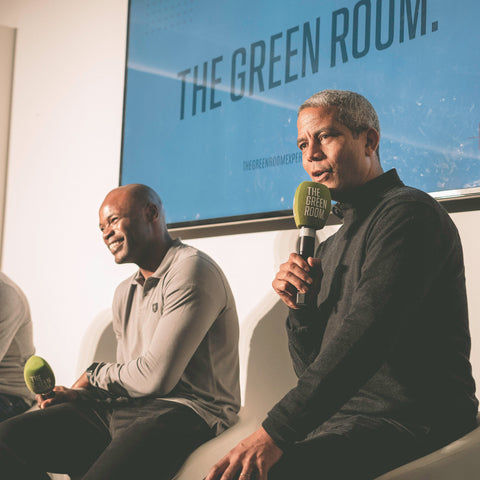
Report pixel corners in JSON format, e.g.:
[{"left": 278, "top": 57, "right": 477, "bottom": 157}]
[{"left": 263, "top": 170, "right": 478, "bottom": 469}]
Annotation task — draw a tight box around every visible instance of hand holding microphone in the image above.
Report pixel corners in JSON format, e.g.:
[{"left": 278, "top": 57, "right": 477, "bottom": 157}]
[
  {"left": 273, "top": 181, "right": 331, "bottom": 308},
  {"left": 24, "top": 355, "right": 80, "bottom": 408}
]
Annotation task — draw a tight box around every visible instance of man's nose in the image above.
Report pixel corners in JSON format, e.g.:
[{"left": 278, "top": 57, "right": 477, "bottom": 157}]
[
  {"left": 304, "top": 142, "right": 325, "bottom": 162},
  {"left": 103, "top": 226, "right": 114, "bottom": 241}
]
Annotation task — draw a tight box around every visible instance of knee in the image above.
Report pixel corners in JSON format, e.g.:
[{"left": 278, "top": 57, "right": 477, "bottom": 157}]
[
  {"left": 0, "top": 411, "right": 35, "bottom": 453},
  {"left": 0, "top": 418, "right": 22, "bottom": 460},
  {"left": 0, "top": 416, "right": 17, "bottom": 444}
]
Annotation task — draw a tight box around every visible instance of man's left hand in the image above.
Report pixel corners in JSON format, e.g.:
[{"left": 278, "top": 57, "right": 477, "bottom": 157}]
[
  {"left": 205, "top": 427, "right": 283, "bottom": 480},
  {"left": 36, "top": 372, "right": 90, "bottom": 409},
  {"left": 36, "top": 385, "right": 80, "bottom": 409}
]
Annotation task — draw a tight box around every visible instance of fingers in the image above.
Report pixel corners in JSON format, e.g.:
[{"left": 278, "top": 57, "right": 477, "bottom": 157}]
[
  {"left": 308, "top": 256, "right": 322, "bottom": 269},
  {"left": 206, "top": 460, "right": 256, "bottom": 480},
  {"left": 36, "top": 393, "right": 56, "bottom": 409},
  {"left": 205, "top": 456, "right": 238, "bottom": 480},
  {"left": 39, "top": 397, "right": 56, "bottom": 409},
  {"left": 307, "top": 257, "right": 323, "bottom": 295},
  {"left": 238, "top": 471, "right": 257, "bottom": 480},
  {"left": 272, "top": 253, "right": 314, "bottom": 308},
  {"left": 206, "top": 428, "right": 282, "bottom": 480},
  {"left": 239, "top": 464, "right": 269, "bottom": 480},
  {"left": 204, "top": 456, "right": 228, "bottom": 480},
  {"left": 204, "top": 448, "right": 258, "bottom": 480},
  {"left": 276, "top": 253, "right": 312, "bottom": 290},
  {"left": 209, "top": 457, "right": 267, "bottom": 480},
  {"left": 36, "top": 386, "right": 79, "bottom": 409}
]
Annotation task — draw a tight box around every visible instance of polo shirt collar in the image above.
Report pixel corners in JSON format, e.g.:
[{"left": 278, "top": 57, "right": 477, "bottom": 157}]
[{"left": 131, "top": 238, "right": 183, "bottom": 290}]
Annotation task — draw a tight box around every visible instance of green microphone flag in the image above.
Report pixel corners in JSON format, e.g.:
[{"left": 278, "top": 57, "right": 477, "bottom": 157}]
[
  {"left": 293, "top": 181, "right": 331, "bottom": 229},
  {"left": 24, "top": 355, "right": 56, "bottom": 399},
  {"left": 293, "top": 181, "right": 331, "bottom": 306}
]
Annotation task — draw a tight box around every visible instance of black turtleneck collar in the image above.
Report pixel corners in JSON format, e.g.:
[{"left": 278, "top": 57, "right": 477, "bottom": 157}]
[{"left": 332, "top": 169, "right": 404, "bottom": 219}]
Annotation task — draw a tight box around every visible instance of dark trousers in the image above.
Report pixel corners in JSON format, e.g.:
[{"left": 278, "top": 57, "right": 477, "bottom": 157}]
[
  {"left": 0, "top": 393, "right": 31, "bottom": 423},
  {"left": 0, "top": 398, "right": 213, "bottom": 480},
  {"left": 266, "top": 416, "right": 454, "bottom": 480}
]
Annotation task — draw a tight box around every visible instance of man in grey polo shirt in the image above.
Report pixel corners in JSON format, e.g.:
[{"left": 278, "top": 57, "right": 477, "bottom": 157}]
[
  {"left": 0, "top": 272, "right": 35, "bottom": 421},
  {"left": 0, "top": 184, "right": 240, "bottom": 480}
]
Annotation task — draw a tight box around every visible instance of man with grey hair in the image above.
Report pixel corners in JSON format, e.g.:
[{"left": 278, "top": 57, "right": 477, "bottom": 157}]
[
  {"left": 0, "top": 184, "right": 240, "bottom": 480},
  {"left": 206, "top": 90, "right": 477, "bottom": 480}
]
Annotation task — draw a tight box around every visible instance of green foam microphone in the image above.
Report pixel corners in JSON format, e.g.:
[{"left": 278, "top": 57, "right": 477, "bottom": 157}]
[
  {"left": 24, "top": 355, "right": 56, "bottom": 400},
  {"left": 293, "top": 181, "right": 331, "bottom": 306}
]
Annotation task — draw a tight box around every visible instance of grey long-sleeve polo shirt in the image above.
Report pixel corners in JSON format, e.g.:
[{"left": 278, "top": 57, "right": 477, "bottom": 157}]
[{"left": 88, "top": 239, "right": 240, "bottom": 434}]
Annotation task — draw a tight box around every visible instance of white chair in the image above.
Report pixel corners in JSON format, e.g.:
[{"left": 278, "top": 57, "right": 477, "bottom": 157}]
[
  {"left": 374, "top": 415, "right": 480, "bottom": 479},
  {"left": 75, "top": 308, "right": 117, "bottom": 375}
]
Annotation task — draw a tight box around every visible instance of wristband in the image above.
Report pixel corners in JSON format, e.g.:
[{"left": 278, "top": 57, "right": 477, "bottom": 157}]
[{"left": 86, "top": 362, "right": 99, "bottom": 383}]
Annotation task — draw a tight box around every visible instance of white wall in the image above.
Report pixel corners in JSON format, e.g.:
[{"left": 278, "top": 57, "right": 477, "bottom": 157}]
[
  {"left": 0, "top": 0, "right": 479, "bottom": 391},
  {"left": 0, "top": 0, "right": 133, "bottom": 384},
  {"left": 450, "top": 211, "right": 480, "bottom": 383},
  {"left": 0, "top": 25, "right": 15, "bottom": 262}
]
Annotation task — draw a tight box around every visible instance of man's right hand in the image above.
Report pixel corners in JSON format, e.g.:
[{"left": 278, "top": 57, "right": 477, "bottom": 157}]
[
  {"left": 36, "top": 386, "right": 80, "bottom": 409},
  {"left": 272, "top": 253, "right": 322, "bottom": 309}
]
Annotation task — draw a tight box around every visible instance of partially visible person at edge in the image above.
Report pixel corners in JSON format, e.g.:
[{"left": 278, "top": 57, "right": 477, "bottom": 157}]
[
  {"left": 0, "top": 272, "right": 35, "bottom": 422},
  {"left": 0, "top": 184, "right": 240, "bottom": 480},
  {"left": 205, "top": 89, "right": 478, "bottom": 480}
]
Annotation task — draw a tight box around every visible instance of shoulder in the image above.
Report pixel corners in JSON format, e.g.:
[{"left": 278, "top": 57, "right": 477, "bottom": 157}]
[
  {"left": 375, "top": 184, "right": 452, "bottom": 225},
  {"left": 0, "top": 273, "right": 31, "bottom": 322},
  {"left": 382, "top": 183, "right": 441, "bottom": 208},
  {"left": 385, "top": 184, "right": 438, "bottom": 205},
  {"left": 0, "top": 273, "right": 28, "bottom": 305},
  {"left": 166, "top": 242, "right": 230, "bottom": 288},
  {"left": 171, "top": 242, "right": 224, "bottom": 273},
  {"left": 367, "top": 185, "right": 461, "bottom": 250}
]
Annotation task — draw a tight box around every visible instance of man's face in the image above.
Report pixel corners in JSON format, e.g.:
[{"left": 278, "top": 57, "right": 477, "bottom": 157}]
[
  {"left": 98, "top": 191, "right": 150, "bottom": 265},
  {"left": 297, "top": 106, "right": 380, "bottom": 198}
]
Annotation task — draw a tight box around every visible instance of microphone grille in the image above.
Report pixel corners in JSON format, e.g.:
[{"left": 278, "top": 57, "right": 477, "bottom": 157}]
[
  {"left": 24, "top": 355, "right": 55, "bottom": 395},
  {"left": 293, "top": 181, "right": 331, "bottom": 229}
]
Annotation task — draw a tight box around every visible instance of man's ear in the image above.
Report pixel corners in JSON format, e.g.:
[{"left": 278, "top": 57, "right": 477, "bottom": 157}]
[
  {"left": 365, "top": 128, "right": 380, "bottom": 156},
  {"left": 145, "top": 203, "right": 159, "bottom": 222}
]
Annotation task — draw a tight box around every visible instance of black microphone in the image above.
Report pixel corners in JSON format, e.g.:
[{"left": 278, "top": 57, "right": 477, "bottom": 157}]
[
  {"left": 24, "top": 355, "right": 56, "bottom": 400},
  {"left": 293, "top": 181, "right": 331, "bottom": 306}
]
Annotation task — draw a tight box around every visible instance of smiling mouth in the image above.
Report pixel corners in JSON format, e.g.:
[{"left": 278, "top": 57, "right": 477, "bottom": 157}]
[{"left": 108, "top": 240, "right": 123, "bottom": 254}]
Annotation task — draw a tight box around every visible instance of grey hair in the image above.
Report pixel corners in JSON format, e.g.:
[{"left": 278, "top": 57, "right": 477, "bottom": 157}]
[{"left": 299, "top": 90, "right": 380, "bottom": 143}]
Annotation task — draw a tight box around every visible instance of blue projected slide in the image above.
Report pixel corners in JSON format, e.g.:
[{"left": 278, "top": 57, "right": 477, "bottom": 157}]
[{"left": 121, "top": 0, "right": 480, "bottom": 226}]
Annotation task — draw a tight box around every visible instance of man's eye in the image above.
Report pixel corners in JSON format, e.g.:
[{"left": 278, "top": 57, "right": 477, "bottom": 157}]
[{"left": 298, "top": 142, "right": 307, "bottom": 150}]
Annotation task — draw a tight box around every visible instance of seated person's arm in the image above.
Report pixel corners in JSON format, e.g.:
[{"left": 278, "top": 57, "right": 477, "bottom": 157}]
[
  {"left": 88, "top": 256, "right": 228, "bottom": 398},
  {"left": 264, "top": 201, "right": 456, "bottom": 449}
]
